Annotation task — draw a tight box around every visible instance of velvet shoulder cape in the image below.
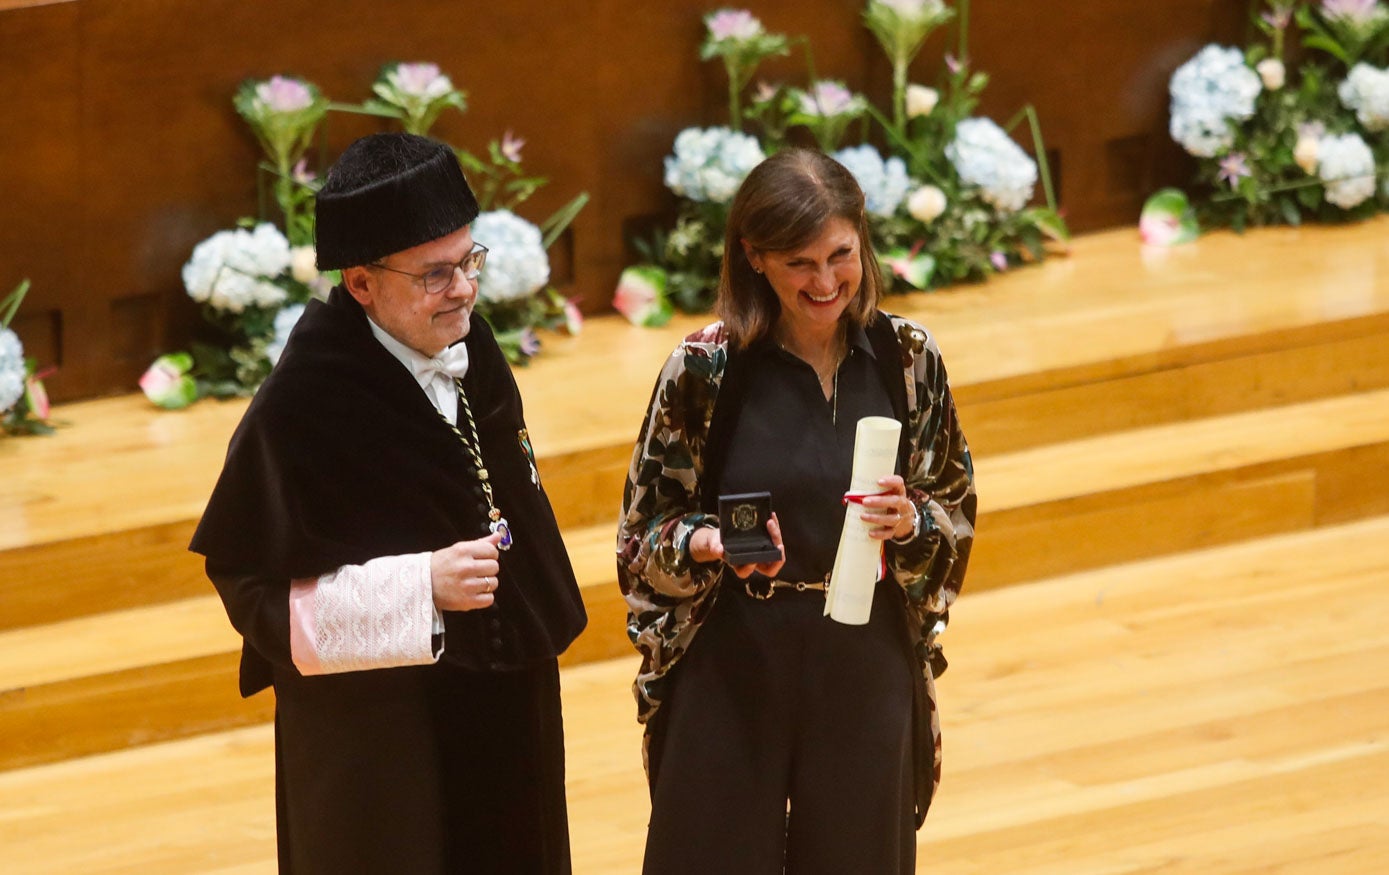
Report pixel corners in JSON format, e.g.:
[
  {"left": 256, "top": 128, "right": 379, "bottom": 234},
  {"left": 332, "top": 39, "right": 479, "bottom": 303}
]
[{"left": 191, "top": 287, "right": 585, "bottom": 689}]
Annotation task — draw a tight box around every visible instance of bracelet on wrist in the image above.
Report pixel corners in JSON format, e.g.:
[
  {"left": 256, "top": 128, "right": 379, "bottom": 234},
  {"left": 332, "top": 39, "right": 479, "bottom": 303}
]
[{"left": 890, "top": 501, "right": 922, "bottom": 544}]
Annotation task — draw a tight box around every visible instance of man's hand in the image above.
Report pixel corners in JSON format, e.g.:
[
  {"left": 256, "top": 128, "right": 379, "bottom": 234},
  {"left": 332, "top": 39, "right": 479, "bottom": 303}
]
[{"left": 430, "top": 532, "right": 503, "bottom": 611}]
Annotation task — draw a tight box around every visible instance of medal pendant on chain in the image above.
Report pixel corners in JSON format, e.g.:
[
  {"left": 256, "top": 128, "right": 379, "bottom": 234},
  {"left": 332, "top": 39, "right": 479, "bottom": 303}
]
[{"left": 489, "top": 511, "right": 513, "bottom": 550}]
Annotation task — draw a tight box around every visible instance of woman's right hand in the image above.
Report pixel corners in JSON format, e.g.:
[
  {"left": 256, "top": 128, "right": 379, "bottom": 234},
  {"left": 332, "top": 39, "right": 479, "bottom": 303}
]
[{"left": 690, "top": 514, "right": 786, "bottom": 579}]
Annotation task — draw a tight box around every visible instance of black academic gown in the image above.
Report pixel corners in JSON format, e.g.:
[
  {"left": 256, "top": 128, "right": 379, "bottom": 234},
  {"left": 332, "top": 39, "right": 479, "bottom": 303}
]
[{"left": 191, "top": 287, "right": 586, "bottom": 874}]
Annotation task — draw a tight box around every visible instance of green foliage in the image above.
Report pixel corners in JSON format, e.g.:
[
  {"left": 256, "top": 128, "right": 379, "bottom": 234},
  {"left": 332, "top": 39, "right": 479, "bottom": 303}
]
[
  {"left": 1170, "top": 2, "right": 1389, "bottom": 232},
  {"left": 630, "top": 0, "right": 1069, "bottom": 311}
]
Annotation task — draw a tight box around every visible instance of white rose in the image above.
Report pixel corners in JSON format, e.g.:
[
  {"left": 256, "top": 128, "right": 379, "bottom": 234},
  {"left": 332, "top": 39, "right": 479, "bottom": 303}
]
[
  {"left": 1256, "top": 58, "right": 1285, "bottom": 91},
  {"left": 1294, "top": 135, "right": 1320, "bottom": 174},
  {"left": 906, "top": 84, "right": 939, "bottom": 118},
  {"left": 290, "top": 246, "right": 319, "bottom": 284},
  {"left": 907, "top": 185, "right": 947, "bottom": 224}
]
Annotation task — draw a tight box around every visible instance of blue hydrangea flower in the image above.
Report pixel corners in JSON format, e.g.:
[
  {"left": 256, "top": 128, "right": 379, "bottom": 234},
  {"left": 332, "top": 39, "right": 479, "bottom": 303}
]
[
  {"left": 471, "top": 210, "right": 551, "bottom": 303},
  {"left": 946, "top": 118, "right": 1039, "bottom": 213},
  {"left": 831, "top": 145, "right": 912, "bottom": 218},
  {"left": 265, "top": 303, "right": 305, "bottom": 367},
  {"left": 664, "top": 127, "right": 766, "bottom": 203},
  {"left": 0, "top": 328, "right": 24, "bottom": 413},
  {"left": 1169, "top": 45, "right": 1262, "bottom": 158}
]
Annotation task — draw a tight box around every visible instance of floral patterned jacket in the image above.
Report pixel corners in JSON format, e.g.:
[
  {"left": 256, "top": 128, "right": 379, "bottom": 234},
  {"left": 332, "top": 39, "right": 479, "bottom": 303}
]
[{"left": 617, "top": 311, "right": 976, "bottom": 819}]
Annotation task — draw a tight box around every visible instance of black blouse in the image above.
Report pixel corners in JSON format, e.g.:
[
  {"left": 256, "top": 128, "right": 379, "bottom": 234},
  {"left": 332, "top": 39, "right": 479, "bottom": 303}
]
[{"left": 717, "top": 324, "right": 894, "bottom": 582}]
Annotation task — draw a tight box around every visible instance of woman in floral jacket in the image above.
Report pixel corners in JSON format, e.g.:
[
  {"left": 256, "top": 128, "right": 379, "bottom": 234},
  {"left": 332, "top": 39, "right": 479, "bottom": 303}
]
[{"left": 618, "top": 148, "right": 975, "bottom": 873}]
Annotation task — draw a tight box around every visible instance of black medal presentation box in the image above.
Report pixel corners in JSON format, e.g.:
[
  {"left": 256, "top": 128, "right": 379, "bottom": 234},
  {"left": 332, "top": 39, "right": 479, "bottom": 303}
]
[{"left": 718, "top": 491, "right": 781, "bottom": 565}]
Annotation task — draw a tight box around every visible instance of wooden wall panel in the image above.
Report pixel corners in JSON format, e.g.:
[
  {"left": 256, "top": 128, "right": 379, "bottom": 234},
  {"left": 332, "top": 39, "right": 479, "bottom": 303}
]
[
  {"left": 0, "top": 0, "right": 81, "bottom": 384},
  {"left": 0, "top": 0, "right": 1243, "bottom": 402}
]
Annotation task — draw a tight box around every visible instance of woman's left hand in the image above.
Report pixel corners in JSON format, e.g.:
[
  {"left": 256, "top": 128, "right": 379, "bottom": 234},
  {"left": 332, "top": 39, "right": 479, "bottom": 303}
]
[
  {"left": 860, "top": 475, "right": 916, "bottom": 541},
  {"left": 726, "top": 512, "right": 787, "bottom": 579}
]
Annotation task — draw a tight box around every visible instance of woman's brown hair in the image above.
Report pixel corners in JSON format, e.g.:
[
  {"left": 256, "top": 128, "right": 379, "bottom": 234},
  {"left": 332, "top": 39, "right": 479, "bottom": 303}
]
[{"left": 715, "top": 147, "right": 883, "bottom": 348}]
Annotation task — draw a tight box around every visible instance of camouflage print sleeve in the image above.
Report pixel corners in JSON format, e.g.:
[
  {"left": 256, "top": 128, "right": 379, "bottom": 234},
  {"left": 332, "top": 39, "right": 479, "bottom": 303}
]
[
  {"left": 885, "top": 318, "right": 977, "bottom": 674},
  {"left": 616, "top": 334, "right": 729, "bottom": 722}
]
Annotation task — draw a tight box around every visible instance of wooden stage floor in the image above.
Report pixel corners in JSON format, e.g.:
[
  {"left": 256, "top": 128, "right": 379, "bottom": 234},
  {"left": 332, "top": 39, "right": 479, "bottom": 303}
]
[
  {"left": 3, "top": 219, "right": 1389, "bottom": 872},
  {"left": 2, "top": 515, "right": 1387, "bottom": 873}
]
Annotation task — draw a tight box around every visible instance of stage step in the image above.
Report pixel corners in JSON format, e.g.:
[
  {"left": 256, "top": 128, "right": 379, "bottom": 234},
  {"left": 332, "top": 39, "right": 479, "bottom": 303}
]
[
  {"left": 574, "top": 384, "right": 1389, "bottom": 657},
  {"left": 5, "top": 222, "right": 1389, "bottom": 635},
  {"left": 4, "top": 382, "right": 1388, "bottom": 771},
  {"left": 4, "top": 514, "right": 1388, "bottom": 874}
]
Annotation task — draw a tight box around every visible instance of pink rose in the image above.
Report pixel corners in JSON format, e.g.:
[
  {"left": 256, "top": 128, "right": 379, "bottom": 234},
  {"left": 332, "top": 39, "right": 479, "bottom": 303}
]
[
  {"left": 562, "top": 298, "right": 584, "bottom": 335},
  {"left": 255, "top": 76, "right": 314, "bottom": 113},
  {"left": 1322, "top": 0, "right": 1379, "bottom": 23},
  {"left": 706, "top": 9, "right": 763, "bottom": 41},
  {"left": 140, "top": 353, "right": 199, "bottom": 410},
  {"left": 25, "top": 371, "right": 51, "bottom": 421},
  {"left": 501, "top": 130, "right": 526, "bottom": 163},
  {"left": 799, "top": 81, "right": 857, "bottom": 117},
  {"left": 391, "top": 63, "right": 453, "bottom": 99},
  {"left": 1138, "top": 188, "right": 1199, "bottom": 246},
  {"left": 1139, "top": 214, "right": 1182, "bottom": 246},
  {"left": 883, "top": 244, "right": 935, "bottom": 289},
  {"left": 613, "top": 266, "right": 673, "bottom": 328}
]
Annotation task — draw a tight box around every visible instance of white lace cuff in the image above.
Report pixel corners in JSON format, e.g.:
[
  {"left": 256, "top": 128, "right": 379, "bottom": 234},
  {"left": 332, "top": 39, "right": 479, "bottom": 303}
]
[{"left": 289, "top": 552, "right": 442, "bottom": 675}]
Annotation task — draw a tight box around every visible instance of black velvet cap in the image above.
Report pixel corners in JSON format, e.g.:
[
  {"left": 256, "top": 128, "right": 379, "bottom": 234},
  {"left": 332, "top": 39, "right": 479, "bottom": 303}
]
[{"left": 314, "top": 133, "right": 480, "bottom": 270}]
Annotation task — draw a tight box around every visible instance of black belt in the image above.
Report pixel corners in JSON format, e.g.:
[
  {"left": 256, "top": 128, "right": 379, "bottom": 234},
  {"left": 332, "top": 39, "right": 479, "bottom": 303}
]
[{"left": 739, "top": 575, "right": 830, "bottom": 600}]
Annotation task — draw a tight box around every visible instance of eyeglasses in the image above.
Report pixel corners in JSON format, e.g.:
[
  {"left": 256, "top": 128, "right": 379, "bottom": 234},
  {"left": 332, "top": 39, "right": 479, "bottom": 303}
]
[{"left": 369, "top": 243, "right": 489, "bottom": 295}]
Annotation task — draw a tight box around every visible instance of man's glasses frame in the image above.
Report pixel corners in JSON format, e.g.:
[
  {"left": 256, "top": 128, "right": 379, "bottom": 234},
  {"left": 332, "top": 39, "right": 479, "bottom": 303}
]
[{"left": 369, "top": 242, "right": 488, "bottom": 295}]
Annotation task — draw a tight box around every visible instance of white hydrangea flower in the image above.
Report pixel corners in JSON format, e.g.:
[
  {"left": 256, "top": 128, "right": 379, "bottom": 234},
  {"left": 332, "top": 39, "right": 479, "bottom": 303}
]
[
  {"left": 946, "top": 117, "right": 1039, "bottom": 213},
  {"left": 0, "top": 327, "right": 25, "bottom": 413},
  {"left": 1318, "top": 132, "right": 1378, "bottom": 208},
  {"left": 182, "top": 223, "right": 292, "bottom": 314},
  {"left": 1168, "top": 44, "right": 1263, "bottom": 157},
  {"left": 664, "top": 127, "right": 766, "bottom": 203},
  {"left": 831, "top": 145, "right": 912, "bottom": 218},
  {"left": 265, "top": 303, "right": 305, "bottom": 366},
  {"left": 472, "top": 210, "right": 550, "bottom": 303},
  {"left": 1338, "top": 63, "right": 1389, "bottom": 131}
]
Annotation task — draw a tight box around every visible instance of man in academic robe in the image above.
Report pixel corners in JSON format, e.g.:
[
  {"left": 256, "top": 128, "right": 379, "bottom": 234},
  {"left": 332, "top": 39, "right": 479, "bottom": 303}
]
[{"left": 191, "top": 132, "right": 587, "bottom": 874}]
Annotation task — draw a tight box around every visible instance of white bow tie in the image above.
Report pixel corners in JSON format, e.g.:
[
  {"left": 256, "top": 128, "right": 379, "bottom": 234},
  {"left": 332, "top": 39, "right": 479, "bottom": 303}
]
[{"left": 418, "top": 342, "right": 470, "bottom": 383}]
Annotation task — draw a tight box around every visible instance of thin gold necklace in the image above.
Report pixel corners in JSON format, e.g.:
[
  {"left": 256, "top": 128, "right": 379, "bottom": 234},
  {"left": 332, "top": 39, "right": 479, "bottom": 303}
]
[{"left": 776, "top": 326, "right": 846, "bottom": 422}]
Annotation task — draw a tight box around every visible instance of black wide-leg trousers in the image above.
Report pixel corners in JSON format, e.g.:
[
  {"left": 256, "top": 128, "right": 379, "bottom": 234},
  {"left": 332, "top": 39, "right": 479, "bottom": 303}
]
[{"left": 643, "top": 581, "right": 918, "bottom": 875}]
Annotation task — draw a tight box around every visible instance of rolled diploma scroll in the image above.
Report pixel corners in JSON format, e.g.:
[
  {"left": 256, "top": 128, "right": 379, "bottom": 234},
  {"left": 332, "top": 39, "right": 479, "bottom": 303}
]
[{"left": 825, "top": 416, "right": 902, "bottom": 625}]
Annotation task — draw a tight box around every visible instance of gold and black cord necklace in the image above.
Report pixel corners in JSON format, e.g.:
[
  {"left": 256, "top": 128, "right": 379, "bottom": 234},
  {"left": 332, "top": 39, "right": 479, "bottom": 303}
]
[{"left": 439, "top": 378, "right": 513, "bottom": 550}]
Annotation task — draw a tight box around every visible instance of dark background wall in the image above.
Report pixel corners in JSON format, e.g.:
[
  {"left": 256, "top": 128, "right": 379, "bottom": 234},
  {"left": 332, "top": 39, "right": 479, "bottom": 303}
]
[{"left": 1, "top": 0, "right": 1244, "bottom": 402}]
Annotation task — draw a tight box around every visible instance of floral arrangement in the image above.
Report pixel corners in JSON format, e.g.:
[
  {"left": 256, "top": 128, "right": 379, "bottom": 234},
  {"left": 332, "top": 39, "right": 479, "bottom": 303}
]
[
  {"left": 366, "top": 62, "right": 467, "bottom": 136},
  {"left": 1152, "top": 0, "right": 1389, "bottom": 234},
  {"left": 1, "top": 280, "right": 55, "bottom": 436},
  {"left": 144, "top": 62, "right": 586, "bottom": 408},
  {"left": 360, "top": 62, "right": 588, "bottom": 363},
  {"left": 234, "top": 75, "right": 328, "bottom": 246},
  {"left": 615, "top": 0, "right": 1068, "bottom": 324}
]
